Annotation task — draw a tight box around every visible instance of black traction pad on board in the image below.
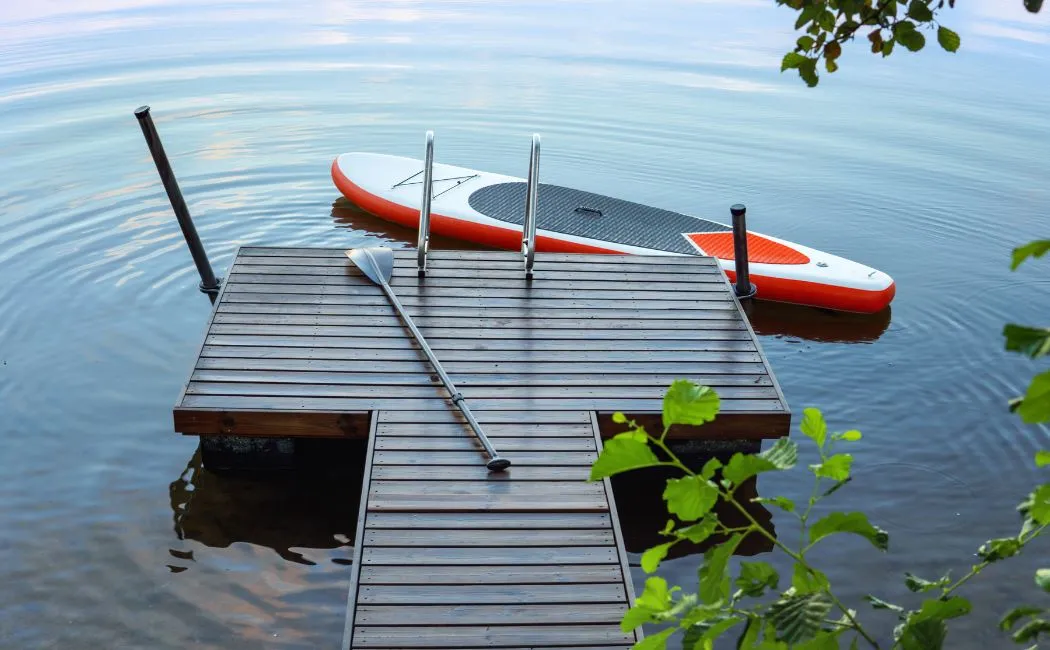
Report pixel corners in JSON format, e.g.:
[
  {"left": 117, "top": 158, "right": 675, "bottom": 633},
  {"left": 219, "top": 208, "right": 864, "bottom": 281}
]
[{"left": 467, "top": 182, "right": 729, "bottom": 255}]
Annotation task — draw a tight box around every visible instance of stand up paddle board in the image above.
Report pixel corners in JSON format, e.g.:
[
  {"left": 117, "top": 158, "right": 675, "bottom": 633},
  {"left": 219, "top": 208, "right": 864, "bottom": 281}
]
[{"left": 331, "top": 152, "right": 895, "bottom": 313}]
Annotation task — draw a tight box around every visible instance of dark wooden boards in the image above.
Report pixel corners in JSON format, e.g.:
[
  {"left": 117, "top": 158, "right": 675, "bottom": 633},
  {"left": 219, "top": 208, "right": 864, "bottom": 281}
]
[
  {"left": 174, "top": 247, "right": 790, "bottom": 441},
  {"left": 343, "top": 410, "right": 639, "bottom": 650}
]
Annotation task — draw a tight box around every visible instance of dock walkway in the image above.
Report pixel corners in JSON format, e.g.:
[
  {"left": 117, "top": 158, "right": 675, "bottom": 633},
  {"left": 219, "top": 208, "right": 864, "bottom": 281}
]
[{"left": 171, "top": 247, "right": 790, "bottom": 649}]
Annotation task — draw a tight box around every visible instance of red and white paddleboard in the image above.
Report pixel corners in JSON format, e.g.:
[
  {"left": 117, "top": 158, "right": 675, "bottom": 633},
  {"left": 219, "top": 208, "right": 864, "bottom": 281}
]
[{"left": 332, "top": 152, "right": 895, "bottom": 313}]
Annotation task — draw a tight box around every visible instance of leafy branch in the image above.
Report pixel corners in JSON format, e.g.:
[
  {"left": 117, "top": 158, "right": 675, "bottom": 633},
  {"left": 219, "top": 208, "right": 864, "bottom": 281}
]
[{"left": 590, "top": 379, "right": 1050, "bottom": 649}]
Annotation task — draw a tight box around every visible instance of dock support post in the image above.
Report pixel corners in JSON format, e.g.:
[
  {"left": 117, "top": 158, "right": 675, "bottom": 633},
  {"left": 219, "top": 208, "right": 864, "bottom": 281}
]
[
  {"left": 730, "top": 204, "right": 756, "bottom": 299},
  {"left": 417, "top": 130, "right": 435, "bottom": 276},
  {"left": 522, "top": 134, "right": 540, "bottom": 278},
  {"left": 134, "top": 105, "right": 222, "bottom": 297}
]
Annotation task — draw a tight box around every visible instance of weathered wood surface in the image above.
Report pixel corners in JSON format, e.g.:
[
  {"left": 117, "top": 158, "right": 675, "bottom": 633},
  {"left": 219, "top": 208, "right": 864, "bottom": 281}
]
[
  {"left": 174, "top": 247, "right": 789, "bottom": 439},
  {"left": 343, "top": 410, "right": 639, "bottom": 649}
]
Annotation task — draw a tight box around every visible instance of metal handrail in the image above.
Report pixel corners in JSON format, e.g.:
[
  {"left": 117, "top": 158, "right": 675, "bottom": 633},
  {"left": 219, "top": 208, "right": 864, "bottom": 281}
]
[
  {"left": 522, "top": 133, "right": 540, "bottom": 277},
  {"left": 417, "top": 130, "right": 435, "bottom": 276}
]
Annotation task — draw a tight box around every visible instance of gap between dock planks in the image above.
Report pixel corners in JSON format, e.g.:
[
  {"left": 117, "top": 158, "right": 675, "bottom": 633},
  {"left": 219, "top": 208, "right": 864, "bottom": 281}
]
[{"left": 341, "top": 410, "right": 640, "bottom": 650}]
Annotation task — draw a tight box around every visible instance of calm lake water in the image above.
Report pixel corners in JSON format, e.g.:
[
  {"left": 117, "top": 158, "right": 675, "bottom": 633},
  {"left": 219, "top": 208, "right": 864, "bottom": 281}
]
[{"left": 2, "top": 1, "right": 1049, "bottom": 648}]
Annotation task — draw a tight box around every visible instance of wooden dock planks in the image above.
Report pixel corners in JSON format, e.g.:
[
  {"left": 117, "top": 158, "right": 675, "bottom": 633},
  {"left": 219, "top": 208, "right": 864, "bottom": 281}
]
[
  {"left": 173, "top": 248, "right": 789, "bottom": 440},
  {"left": 343, "top": 410, "right": 639, "bottom": 650}
]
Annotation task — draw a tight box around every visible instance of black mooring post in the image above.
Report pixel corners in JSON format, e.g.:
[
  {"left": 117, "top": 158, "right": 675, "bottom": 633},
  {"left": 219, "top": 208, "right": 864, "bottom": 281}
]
[
  {"left": 730, "top": 204, "right": 756, "bottom": 299},
  {"left": 134, "top": 105, "right": 221, "bottom": 296}
]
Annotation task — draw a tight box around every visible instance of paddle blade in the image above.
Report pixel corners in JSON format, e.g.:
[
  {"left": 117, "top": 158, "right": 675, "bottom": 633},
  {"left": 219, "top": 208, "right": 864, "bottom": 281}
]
[{"left": 346, "top": 247, "right": 394, "bottom": 284}]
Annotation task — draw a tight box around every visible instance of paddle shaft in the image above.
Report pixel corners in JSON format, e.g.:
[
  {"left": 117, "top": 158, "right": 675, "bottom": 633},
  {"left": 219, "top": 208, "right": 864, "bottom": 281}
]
[{"left": 376, "top": 279, "right": 507, "bottom": 466}]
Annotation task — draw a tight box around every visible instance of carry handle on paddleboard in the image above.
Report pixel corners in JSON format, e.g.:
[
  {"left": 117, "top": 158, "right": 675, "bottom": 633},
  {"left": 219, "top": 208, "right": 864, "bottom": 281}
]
[
  {"left": 522, "top": 134, "right": 541, "bottom": 278},
  {"left": 417, "top": 131, "right": 435, "bottom": 276}
]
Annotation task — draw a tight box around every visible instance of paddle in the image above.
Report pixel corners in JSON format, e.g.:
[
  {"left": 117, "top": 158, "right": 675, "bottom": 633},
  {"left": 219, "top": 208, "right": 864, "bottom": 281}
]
[{"left": 346, "top": 247, "right": 511, "bottom": 472}]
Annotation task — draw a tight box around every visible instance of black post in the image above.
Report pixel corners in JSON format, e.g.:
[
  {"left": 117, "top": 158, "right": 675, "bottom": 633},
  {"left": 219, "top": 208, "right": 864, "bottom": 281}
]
[
  {"left": 134, "top": 105, "right": 221, "bottom": 296},
  {"left": 730, "top": 204, "right": 756, "bottom": 299}
]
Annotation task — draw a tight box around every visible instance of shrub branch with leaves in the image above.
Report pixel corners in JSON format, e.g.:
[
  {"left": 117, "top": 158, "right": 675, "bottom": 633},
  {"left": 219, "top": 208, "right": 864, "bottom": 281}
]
[
  {"left": 591, "top": 377, "right": 1050, "bottom": 649},
  {"left": 775, "top": 0, "right": 1044, "bottom": 87}
]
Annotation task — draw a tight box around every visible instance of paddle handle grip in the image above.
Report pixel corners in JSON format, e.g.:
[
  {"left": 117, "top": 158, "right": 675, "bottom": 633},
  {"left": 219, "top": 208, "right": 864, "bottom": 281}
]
[{"left": 378, "top": 281, "right": 510, "bottom": 471}]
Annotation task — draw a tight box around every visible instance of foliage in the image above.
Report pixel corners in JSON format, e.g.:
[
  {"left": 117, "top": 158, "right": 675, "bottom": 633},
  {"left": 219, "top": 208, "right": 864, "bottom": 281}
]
[
  {"left": 590, "top": 379, "right": 1050, "bottom": 648},
  {"left": 775, "top": 0, "right": 1044, "bottom": 87}
]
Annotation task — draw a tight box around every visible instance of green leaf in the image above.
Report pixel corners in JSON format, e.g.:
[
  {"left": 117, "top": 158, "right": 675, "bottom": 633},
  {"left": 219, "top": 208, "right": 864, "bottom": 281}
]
[
  {"left": 915, "top": 596, "right": 972, "bottom": 621},
  {"left": 797, "top": 35, "right": 816, "bottom": 51},
  {"left": 642, "top": 542, "right": 673, "bottom": 573},
  {"left": 978, "top": 537, "right": 1021, "bottom": 562},
  {"left": 612, "top": 412, "right": 627, "bottom": 424},
  {"left": 621, "top": 604, "right": 655, "bottom": 631},
  {"left": 663, "top": 475, "right": 719, "bottom": 522},
  {"left": 735, "top": 561, "right": 779, "bottom": 598},
  {"left": 677, "top": 517, "right": 718, "bottom": 544},
  {"left": 1037, "top": 451, "right": 1050, "bottom": 467},
  {"left": 634, "top": 626, "right": 675, "bottom": 650},
  {"left": 636, "top": 576, "right": 672, "bottom": 611},
  {"left": 1012, "top": 618, "right": 1050, "bottom": 644},
  {"left": 793, "top": 564, "right": 830, "bottom": 594},
  {"left": 795, "top": 5, "right": 820, "bottom": 30},
  {"left": 898, "top": 617, "right": 946, "bottom": 650},
  {"left": 937, "top": 25, "right": 961, "bottom": 52},
  {"left": 865, "top": 595, "right": 904, "bottom": 614},
  {"left": 810, "top": 511, "right": 889, "bottom": 551},
  {"left": 1018, "top": 484, "right": 1050, "bottom": 525},
  {"left": 682, "top": 615, "right": 742, "bottom": 650},
  {"left": 1011, "top": 239, "right": 1050, "bottom": 270},
  {"left": 904, "top": 572, "right": 950, "bottom": 593},
  {"left": 818, "top": 9, "right": 836, "bottom": 31},
  {"left": 701, "top": 457, "right": 722, "bottom": 480},
  {"left": 800, "top": 408, "right": 827, "bottom": 448},
  {"left": 760, "top": 437, "right": 799, "bottom": 470},
  {"left": 768, "top": 591, "right": 833, "bottom": 644},
  {"left": 754, "top": 496, "right": 796, "bottom": 513},
  {"left": 799, "top": 58, "right": 819, "bottom": 87},
  {"left": 1004, "top": 324, "right": 1050, "bottom": 359},
  {"left": 906, "top": 0, "right": 934, "bottom": 22},
  {"left": 663, "top": 380, "right": 720, "bottom": 429},
  {"left": 1018, "top": 371, "right": 1050, "bottom": 424},
  {"left": 723, "top": 454, "right": 778, "bottom": 487},
  {"left": 590, "top": 432, "right": 661, "bottom": 480},
  {"left": 1037, "top": 568, "right": 1050, "bottom": 592},
  {"left": 782, "top": 52, "right": 808, "bottom": 71},
  {"left": 698, "top": 534, "right": 743, "bottom": 604},
  {"left": 1000, "top": 606, "right": 1044, "bottom": 631},
  {"left": 811, "top": 453, "right": 853, "bottom": 481},
  {"left": 897, "top": 29, "right": 926, "bottom": 52},
  {"left": 795, "top": 631, "right": 841, "bottom": 650},
  {"left": 835, "top": 430, "right": 862, "bottom": 442}
]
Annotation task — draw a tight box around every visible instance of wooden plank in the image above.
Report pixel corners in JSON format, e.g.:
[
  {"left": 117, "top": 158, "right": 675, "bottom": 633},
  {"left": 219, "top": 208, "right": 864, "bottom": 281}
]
[
  {"left": 350, "top": 624, "right": 634, "bottom": 647},
  {"left": 212, "top": 313, "right": 751, "bottom": 333},
  {"left": 196, "top": 357, "right": 770, "bottom": 376},
  {"left": 198, "top": 346, "right": 764, "bottom": 363},
  {"left": 183, "top": 382, "right": 778, "bottom": 400},
  {"left": 596, "top": 411, "right": 792, "bottom": 441},
  {"left": 239, "top": 246, "right": 715, "bottom": 264},
  {"left": 235, "top": 255, "right": 720, "bottom": 275},
  {"left": 374, "top": 437, "right": 596, "bottom": 452},
  {"left": 362, "top": 546, "right": 618, "bottom": 566},
  {"left": 228, "top": 274, "right": 729, "bottom": 292},
  {"left": 372, "top": 451, "right": 596, "bottom": 466},
  {"left": 226, "top": 282, "right": 733, "bottom": 301},
  {"left": 355, "top": 603, "right": 627, "bottom": 626},
  {"left": 173, "top": 409, "right": 369, "bottom": 437},
  {"left": 207, "top": 324, "right": 754, "bottom": 342},
  {"left": 356, "top": 583, "right": 626, "bottom": 604},
  {"left": 341, "top": 414, "right": 378, "bottom": 650},
  {"left": 218, "top": 302, "right": 748, "bottom": 321},
  {"left": 378, "top": 410, "right": 593, "bottom": 424},
  {"left": 367, "top": 493, "right": 607, "bottom": 513},
  {"left": 363, "top": 529, "right": 615, "bottom": 547},
  {"left": 205, "top": 333, "right": 757, "bottom": 351},
  {"left": 179, "top": 395, "right": 785, "bottom": 413},
  {"left": 358, "top": 564, "right": 622, "bottom": 586},
  {"left": 223, "top": 292, "right": 739, "bottom": 310},
  {"left": 364, "top": 512, "right": 610, "bottom": 530},
  {"left": 373, "top": 423, "right": 611, "bottom": 437},
  {"left": 369, "top": 465, "right": 592, "bottom": 481}
]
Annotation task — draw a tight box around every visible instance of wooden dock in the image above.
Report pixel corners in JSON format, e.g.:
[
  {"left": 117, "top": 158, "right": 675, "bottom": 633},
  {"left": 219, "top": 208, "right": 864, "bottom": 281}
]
[{"left": 171, "top": 247, "right": 790, "bottom": 649}]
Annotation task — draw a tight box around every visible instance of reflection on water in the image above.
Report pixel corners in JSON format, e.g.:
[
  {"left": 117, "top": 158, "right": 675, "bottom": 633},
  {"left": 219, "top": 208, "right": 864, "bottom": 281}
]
[{"left": 169, "top": 445, "right": 362, "bottom": 567}]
